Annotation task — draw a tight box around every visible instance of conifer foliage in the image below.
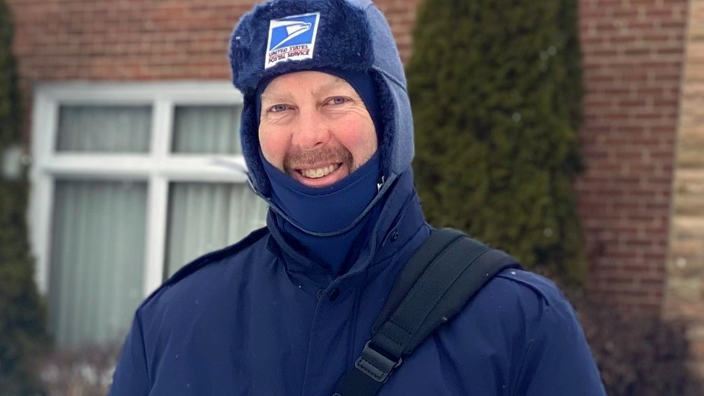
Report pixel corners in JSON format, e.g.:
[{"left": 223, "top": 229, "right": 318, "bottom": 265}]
[
  {"left": 408, "top": 0, "right": 586, "bottom": 285},
  {"left": 0, "top": 0, "right": 49, "bottom": 394}
]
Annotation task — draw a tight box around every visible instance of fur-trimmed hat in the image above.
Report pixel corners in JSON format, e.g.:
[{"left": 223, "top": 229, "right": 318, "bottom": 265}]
[{"left": 229, "top": 0, "right": 414, "bottom": 196}]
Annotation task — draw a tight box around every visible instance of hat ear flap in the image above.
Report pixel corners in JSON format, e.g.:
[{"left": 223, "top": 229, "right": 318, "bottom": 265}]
[
  {"left": 239, "top": 98, "right": 270, "bottom": 196},
  {"left": 371, "top": 69, "right": 397, "bottom": 176}
]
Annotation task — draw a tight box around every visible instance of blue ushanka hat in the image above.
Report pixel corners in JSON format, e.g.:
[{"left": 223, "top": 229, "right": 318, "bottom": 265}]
[{"left": 229, "top": 0, "right": 414, "bottom": 197}]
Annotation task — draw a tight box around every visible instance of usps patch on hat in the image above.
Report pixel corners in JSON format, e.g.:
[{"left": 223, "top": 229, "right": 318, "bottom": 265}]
[{"left": 265, "top": 12, "right": 320, "bottom": 69}]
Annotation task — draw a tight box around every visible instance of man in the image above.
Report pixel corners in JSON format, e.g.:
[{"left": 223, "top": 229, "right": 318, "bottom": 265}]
[{"left": 109, "top": 0, "right": 607, "bottom": 394}]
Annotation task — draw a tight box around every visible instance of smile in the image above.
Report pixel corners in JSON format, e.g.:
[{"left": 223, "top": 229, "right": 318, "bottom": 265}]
[{"left": 299, "top": 163, "right": 341, "bottom": 179}]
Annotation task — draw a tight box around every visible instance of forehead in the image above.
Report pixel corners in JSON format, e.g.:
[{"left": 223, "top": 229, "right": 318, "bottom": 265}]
[{"left": 260, "top": 71, "right": 355, "bottom": 100}]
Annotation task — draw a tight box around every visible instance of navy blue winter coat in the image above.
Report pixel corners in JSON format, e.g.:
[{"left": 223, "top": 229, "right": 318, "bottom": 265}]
[
  {"left": 109, "top": 171, "right": 606, "bottom": 395},
  {"left": 110, "top": 0, "right": 606, "bottom": 393}
]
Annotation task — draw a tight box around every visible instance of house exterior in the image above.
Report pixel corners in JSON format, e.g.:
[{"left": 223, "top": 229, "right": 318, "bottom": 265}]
[{"left": 5, "top": 0, "right": 704, "bottom": 380}]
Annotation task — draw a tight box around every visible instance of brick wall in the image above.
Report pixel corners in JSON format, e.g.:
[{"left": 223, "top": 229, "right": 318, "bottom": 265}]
[
  {"left": 6, "top": 0, "right": 690, "bottom": 315},
  {"left": 576, "top": 0, "right": 689, "bottom": 314},
  {"left": 669, "top": 0, "right": 704, "bottom": 304},
  {"left": 667, "top": 0, "right": 704, "bottom": 378}
]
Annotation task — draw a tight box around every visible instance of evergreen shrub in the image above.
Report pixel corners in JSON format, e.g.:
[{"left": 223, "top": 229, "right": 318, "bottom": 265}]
[
  {"left": 408, "top": 0, "right": 586, "bottom": 286},
  {"left": 0, "top": 1, "right": 50, "bottom": 394}
]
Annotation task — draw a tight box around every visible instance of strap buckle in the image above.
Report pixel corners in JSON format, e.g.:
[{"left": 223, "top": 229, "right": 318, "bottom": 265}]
[{"left": 354, "top": 341, "right": 403, "bottom": 383}]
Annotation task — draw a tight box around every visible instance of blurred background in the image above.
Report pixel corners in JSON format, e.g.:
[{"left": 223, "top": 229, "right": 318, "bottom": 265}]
[{"left": 0, "top": 0, "right": 702, "bottom": 395}]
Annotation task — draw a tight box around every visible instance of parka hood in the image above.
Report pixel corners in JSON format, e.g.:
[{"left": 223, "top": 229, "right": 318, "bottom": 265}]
[{"left": 229, "top": 0, "right": 414, "bottom": 197}]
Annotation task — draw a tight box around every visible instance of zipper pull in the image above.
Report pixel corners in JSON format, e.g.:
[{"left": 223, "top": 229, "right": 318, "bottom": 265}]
[{"left": 377, "top": 175, "right": 385, "bottom": 192}]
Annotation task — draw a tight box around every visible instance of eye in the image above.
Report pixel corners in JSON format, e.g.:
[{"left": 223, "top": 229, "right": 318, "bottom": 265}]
[
  {"left": 268, "top": 104, "right": 290, "bottom": 113},
  {"left": 327, "top": 96, "right": 349, "bottom": 105}
]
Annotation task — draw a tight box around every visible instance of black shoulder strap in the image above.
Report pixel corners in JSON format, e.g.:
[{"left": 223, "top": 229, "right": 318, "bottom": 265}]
[{"left": 332, "top": 228, "right": 520, "bottom": 396}]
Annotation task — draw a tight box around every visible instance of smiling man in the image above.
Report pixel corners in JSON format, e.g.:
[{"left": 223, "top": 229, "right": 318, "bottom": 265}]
[{"left": 108, "top": 0, "right": 606, "bottom": 395}]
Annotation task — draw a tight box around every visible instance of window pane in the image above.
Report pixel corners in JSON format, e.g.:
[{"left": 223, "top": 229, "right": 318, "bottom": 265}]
[
  {"left": 57, "top": 105, "right": 152, "bottom": 153},
  {"left": 49, "top": 180, "right": 147, "bottom": 348},
  {"left": 165, "top": 182, "right": 267, "bottom": 277},
  {"left": 172, "top": 105, "right": 242, "bottom": 154}
]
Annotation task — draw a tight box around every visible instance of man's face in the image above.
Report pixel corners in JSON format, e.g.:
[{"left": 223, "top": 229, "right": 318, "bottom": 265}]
[{"left": 258, "top": 71, "right": 378, "bottom": 188}]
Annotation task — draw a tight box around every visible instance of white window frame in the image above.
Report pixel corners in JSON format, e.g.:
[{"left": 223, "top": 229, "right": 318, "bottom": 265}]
[{"left": 29, "top": 81, "right": 250, "bottom": 299}]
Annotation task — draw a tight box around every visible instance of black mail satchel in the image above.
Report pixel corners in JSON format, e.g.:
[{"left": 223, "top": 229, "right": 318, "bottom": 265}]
[{"left": 333, "top": 228, "right": 521, "bottom": 396}]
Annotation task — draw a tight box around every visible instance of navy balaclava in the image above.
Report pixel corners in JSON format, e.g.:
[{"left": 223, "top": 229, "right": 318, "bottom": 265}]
[{"left": 256, "top": 69, "right": 385, "bottom": 274}]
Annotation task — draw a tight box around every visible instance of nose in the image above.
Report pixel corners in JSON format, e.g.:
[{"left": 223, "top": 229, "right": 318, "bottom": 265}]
[{"left": 291, "top": 107, "right": 329, "bottom": 150}]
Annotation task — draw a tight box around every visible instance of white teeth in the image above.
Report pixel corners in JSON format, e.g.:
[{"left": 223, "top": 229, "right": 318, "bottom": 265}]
[{"left": 302, "top": 164, "right": 337, "bottom": 179}]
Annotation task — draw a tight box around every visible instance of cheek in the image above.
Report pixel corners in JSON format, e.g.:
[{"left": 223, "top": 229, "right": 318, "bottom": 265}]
[
  {"left": 258, "top": 128, "right": 289, "bottom": 170},
  {"left": 337, "top": 118, "right": 377, "bottom": 162}
]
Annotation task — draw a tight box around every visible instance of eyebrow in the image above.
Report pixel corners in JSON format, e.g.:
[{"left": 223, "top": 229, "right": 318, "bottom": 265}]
[
  {"left": 260, "top": 91, "right": 295, "bottom": 104},
  {"left": 260, "top": 77, "right": 352, "bottom": 104},
  {"left": 311, "top": 77, "right": 348, "bottom": 97}
]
